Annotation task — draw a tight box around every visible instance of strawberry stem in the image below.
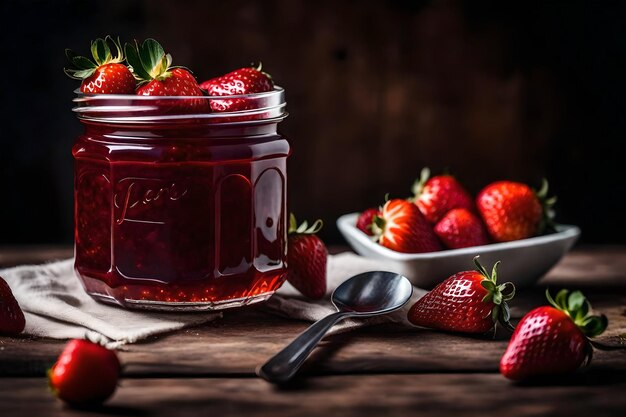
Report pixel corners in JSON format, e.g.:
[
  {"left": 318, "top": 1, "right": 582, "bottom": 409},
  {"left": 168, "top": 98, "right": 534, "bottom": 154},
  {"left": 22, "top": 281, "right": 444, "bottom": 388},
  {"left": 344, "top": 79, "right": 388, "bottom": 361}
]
[{"left": 474, "top": 256, "right": 516, "bottom": 331}]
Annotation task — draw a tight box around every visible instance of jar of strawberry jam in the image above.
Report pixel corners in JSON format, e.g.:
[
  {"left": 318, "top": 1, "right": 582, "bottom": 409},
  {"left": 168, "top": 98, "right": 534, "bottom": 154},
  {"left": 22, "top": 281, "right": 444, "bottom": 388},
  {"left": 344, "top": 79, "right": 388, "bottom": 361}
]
[{"left": 72, "top": 88, "right": 289, "bottom": 310}]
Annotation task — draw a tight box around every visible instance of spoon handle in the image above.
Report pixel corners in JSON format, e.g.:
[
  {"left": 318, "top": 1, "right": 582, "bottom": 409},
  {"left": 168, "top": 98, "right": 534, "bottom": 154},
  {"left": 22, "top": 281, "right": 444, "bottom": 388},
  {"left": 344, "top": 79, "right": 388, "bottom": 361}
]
[{"left": 257, "top": 311, "right": 350, "bottom": 383}]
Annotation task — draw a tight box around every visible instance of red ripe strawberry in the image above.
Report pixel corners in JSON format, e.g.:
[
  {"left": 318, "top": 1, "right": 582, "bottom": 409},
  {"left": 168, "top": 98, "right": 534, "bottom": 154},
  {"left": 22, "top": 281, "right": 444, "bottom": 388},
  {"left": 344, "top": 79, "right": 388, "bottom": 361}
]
[
  {"left": 477, "top": 179, "right": 555, "bottom": 242},
  {"left": 125, "top": 39, "right": 208, "bottom": 111},
  {"left": 434, "top": 208, "right": 490, "bottom": 249},
  {"left": 372, "top": 199, "right": 442, "bottom": 253},
  {"left": 135, "top": 67, "right": 201, "bottom": 96},
  {"left": 287, "top": 214, "right": 328, "bottom": 300},
  {"left": 201, "top": 65, "right": 273, "bottom": 95},
  {"left": 0, "top": 275, "right": 25, "bottom": 335},
  {"left": 48, "top": 338, "right": 121, "bottom": 405},
  {"left": 65, "top": 36, "right": 136, "bottom": 94},
  {"left": 200, "top": 64, "right": 274, "bottom": 112},
  {"left": 408, "top": 256, "right": 515, "bottom": 334},
  {"left": 356, "top": 207, "right": 381, "bottom": 236},
  {"left": 500, "top": 289, "right": 608, "bottom": 380},
  {"left": 411, "top": 168, "right": 475, "bottom": 224}
]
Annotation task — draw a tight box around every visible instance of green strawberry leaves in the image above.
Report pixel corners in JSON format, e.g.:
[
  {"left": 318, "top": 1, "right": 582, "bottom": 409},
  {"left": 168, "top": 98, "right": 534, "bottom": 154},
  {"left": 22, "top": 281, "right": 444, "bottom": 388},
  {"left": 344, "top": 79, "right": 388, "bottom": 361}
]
[
  {"left": 65, "top": 36, "right": 124, "bottom": 80},
  {"left": 567, "top": 290, "right": 585, "bottom": 311},
  {"left": 544, "top": 288, "right": 616, "bottom": 366},
  {"left": 66, "top": 50, "right": 95, "bottom": 70},
  {"left": 91, "top": 38, "right": 111, "bottom": 66},
  {"left": 535, "top": 178, "right": 557, "bottom": 235},
  {"left": 65, "top": 50, "right": 98, "bottom": 79},
  {"left": 475, "top": 256, "right": 516, "bottom": 331},
  {"left": 125, "top": 42, "right": 149, "bottom": 81},
  {"left": 124, "top": 42, "right": 149, "bottom": 81},
  {"left": 125, "top": 38, "right": 175, "bottom": 82},
  {"left": 546, "top": 288, "right": 608, "bottom": 338},
  {"left": 140, "top": 39, "right": 164, "bottom": 73},
  {"left": 481, "top": 280, "right": 496, "bottom": 292},
  {"left": 582, "top": 316, "right": 609, "bottom": 338},
  {"left": 410, "top": 167, "right": 431, "bottom": 199},
  {"left": 289, "top": 213, "right": 323, "bottom": 235}
]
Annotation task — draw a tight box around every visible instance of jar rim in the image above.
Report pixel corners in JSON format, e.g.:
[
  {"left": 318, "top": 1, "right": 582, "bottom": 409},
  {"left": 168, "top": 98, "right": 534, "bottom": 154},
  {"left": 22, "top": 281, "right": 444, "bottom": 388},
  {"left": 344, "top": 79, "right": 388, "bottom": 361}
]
[{"left": 73, "top": 86, "right": 287, "bottom": 125}]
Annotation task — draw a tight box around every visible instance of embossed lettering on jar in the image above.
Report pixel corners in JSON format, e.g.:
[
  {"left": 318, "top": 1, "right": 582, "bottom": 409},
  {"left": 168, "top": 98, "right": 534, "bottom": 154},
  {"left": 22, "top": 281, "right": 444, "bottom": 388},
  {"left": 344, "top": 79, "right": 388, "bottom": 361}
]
[{"left": 72, "top": 89, "right": 290, "bottom": 311}]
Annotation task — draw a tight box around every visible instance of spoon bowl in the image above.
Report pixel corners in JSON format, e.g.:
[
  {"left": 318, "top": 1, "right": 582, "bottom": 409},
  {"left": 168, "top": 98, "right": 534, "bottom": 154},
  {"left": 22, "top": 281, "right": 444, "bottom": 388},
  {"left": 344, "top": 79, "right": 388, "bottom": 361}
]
[
  {"left": 257, "top": 270, "right": 413, "bottom": 383},
  {"left": 332, "top": 271, "right": 414, "bottom": 315}
]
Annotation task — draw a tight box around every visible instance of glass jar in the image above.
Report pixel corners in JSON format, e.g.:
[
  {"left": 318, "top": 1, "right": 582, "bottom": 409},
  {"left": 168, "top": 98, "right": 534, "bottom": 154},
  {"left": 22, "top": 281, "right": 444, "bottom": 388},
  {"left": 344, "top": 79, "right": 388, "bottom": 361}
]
[{"left": 72, "top": 89, "right": 290, "bottom": 311}]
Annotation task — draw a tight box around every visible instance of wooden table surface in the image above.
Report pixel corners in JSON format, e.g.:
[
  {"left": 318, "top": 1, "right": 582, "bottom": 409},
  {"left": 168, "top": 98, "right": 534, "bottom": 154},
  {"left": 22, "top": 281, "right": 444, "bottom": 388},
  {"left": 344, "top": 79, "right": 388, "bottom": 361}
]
[{"left": 1, "top": 246, "right": 625, "bottom": 416}]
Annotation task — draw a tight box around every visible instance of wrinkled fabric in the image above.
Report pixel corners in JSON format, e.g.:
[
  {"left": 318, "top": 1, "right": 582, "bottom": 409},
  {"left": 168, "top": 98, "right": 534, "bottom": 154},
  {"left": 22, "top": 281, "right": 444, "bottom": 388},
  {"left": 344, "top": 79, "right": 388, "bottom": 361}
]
[{"left": 1, "top": 253, "right": 425, "bottom": 347}]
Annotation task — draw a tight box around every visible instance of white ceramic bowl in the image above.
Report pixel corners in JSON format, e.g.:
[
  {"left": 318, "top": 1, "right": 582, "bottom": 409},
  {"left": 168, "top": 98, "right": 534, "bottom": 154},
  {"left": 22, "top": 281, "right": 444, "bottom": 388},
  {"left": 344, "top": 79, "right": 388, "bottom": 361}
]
[{"left": 337, "top": 213, "right": 580, "bottom": 289}]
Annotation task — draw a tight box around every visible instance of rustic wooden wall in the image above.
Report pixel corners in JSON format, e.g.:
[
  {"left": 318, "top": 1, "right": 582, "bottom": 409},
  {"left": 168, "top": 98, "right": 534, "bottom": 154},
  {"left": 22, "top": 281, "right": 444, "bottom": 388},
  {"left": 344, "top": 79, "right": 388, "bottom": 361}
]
[{"left": 1, "top": 0, "right": 625, "bottom": 244}]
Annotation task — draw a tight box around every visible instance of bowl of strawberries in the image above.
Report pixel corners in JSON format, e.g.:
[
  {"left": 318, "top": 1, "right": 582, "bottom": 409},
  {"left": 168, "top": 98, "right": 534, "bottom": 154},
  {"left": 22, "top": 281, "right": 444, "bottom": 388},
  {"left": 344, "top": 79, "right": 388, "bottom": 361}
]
[{"left": 337, "top": 169, "right": 580, "bottom": 289}]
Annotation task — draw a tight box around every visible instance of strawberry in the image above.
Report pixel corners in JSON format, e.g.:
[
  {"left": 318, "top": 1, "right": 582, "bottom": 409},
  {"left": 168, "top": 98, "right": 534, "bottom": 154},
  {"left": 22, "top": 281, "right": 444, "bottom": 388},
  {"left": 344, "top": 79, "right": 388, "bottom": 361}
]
[
  {"left": 65, "top": 36, "right": 136, "bottom": 94},
  {"left": 500, "top": 289, "right": 608, "bottom": 380},
  {"left": 0, "top": 275, "right": 25, "bottom": 335},
  {"left": 434, "top": 208, "right": 490, "bottom": 249},
  {"left": 476, "top": 179, "right": 555, "bottom": 242},
  {"left": 356, "top": 207, "right": 381, "bottom": 236},
  {"left": 372, "top": 199, "right": 442, "bottom": 253},
  {"left": 200, "top": 64, "right": 274, "bottom": 112},
  {"left": 411, "top": 168, "right": 475, "bottom": 224},
  {"left": 125, "top": 39, "right": 208, "bottom": 112},
  {"left": 287, "top": 214, "right": 328, "bottom": 299},
  {"left": 408, "top": 256, "right": 515, "bottom": 334},
  {"left": 48, "top": 338, "right": 121, "bottom": 405}
]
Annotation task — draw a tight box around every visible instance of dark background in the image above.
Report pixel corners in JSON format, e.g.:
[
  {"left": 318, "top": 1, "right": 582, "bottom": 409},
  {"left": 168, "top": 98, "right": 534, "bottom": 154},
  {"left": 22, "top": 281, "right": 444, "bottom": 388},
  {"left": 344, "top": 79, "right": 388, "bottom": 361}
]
[{"left": 1, "top": 0, "right": 625, "bottom": 245}]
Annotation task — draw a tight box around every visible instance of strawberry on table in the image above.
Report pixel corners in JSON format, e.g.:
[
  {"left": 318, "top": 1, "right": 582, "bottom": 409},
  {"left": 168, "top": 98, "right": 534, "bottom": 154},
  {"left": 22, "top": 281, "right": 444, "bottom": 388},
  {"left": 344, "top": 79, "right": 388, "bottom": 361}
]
[
  {"left": 500, "top": 289, "right": 608, "bottom": 381},
  {"left": 408, "top": 256, "right": 515, "bottom": 334},
  {"left": 434, "top": 208, "right": 490, "bottom": 249},
  {"left": 125, "top": 39, "right": 208, "bottom": 111},
  {"left": 287, "top": 214, "right": 328, "bottom": 300},
  {"left": 48, "top": 338, "right": 121, "bottom": 405},
  {"left": 65, "top": 36, "right": 136, "bottom": 94},
  {"left": 372, "top": 199, "right": 442, "bottom": 253},
  {"left": 200, "top": 64, "right": 274, "bottom": 112},
  {"left": 411, "top": 168, "right": 475, "bottom": 224},
  {"left": 476, "top": 179, "right": 556, "bottom": 242},
  {"left": 356, "top": 207, "right": 381, "bottom": 236},
  {"left": 0, "top": 275, "right": 25, "bottom": 335}
]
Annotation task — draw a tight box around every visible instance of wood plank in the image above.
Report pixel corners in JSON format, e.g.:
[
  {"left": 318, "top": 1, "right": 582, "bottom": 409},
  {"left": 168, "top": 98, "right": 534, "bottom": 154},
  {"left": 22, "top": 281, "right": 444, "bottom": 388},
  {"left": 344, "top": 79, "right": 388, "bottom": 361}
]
[
  {"left": 1, "top": 248, "right": 625, "bottom": 377},
  {"left": 542, "top": 246, "right": 626, "bottom": 287},
  {"left": 2, "top": 291, "right": 624, "bottom": 377},
  {"left": 2, "top": 373, "right": 626, "bottom": 417}
]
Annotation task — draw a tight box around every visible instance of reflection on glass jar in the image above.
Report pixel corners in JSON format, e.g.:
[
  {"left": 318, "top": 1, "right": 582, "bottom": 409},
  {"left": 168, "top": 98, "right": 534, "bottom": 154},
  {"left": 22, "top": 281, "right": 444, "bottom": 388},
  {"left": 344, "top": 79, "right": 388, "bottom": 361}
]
[{"left": 72, "top": 89, "right": 290, "bottom": 311}]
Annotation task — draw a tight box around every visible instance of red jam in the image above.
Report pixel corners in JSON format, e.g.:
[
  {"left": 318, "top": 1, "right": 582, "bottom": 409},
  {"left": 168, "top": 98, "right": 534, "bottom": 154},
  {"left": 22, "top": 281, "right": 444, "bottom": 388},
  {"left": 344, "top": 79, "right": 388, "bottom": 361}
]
[{"left": 72, "top": 89, "right": 290, "bottom": 310}]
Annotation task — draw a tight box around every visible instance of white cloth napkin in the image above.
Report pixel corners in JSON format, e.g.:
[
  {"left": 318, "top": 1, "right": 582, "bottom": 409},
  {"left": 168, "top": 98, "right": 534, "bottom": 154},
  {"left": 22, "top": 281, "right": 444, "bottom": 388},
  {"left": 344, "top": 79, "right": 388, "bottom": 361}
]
[
  {"left": 1, "top": 260, "right": 222, "bottom": 347},
  {"left": 1, "top": 253, "right": 425, "bottom": 347},
  {"left": 266, "top": 252, "right": 426, "bottom": 333}
]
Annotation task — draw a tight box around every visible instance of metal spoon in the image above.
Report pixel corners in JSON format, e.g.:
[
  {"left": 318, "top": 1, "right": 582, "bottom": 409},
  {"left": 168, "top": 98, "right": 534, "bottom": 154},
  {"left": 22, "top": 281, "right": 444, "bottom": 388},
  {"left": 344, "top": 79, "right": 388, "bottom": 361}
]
[{"left": 256, "top": 271, "right": 413, "bottom": 384}]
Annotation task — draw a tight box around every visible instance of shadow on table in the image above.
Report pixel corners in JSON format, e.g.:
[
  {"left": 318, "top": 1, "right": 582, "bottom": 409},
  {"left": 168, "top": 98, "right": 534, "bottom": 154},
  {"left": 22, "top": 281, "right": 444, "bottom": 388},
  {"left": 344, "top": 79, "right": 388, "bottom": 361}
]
[
  {"left": 514, "top": 366, "right": 626, "bottom": 387},
  {"left": 272, "top": 367, "right": 626, "bottom": 392},
  {"left": 60, "top": 404, "right": 149, "bottom": 416}
]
